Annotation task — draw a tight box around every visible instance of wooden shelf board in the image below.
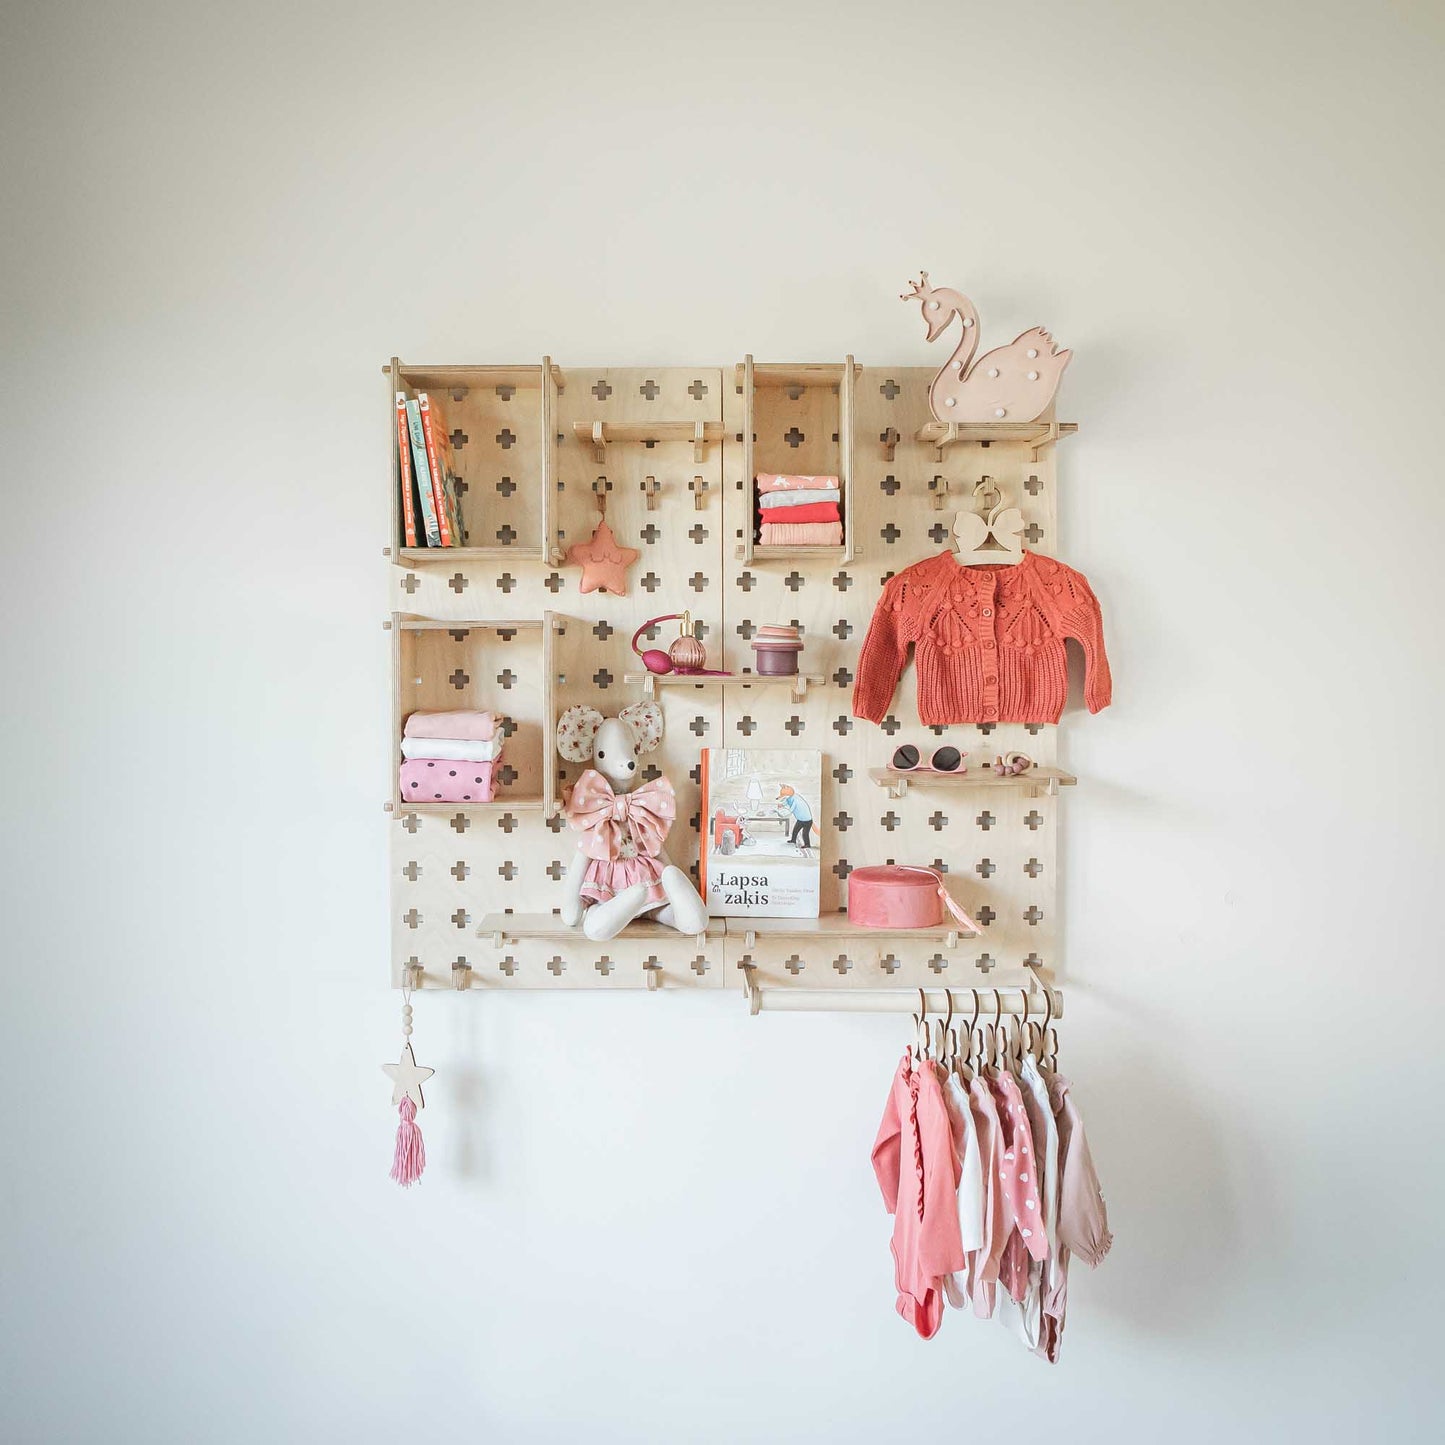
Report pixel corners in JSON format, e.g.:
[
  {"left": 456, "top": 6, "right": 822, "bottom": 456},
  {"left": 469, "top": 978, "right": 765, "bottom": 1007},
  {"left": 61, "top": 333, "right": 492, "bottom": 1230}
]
[
  {"left": 396, "top": 546, "right": 547, "bottom": 566},
  {"left": 622, "top": 672, "right": 823, "bottom": 688},
  {"left": 393, "top": 796, "right": 546, "bottom": 816},
  {"left": 395, "top": 363, "right": 544, "bottom": 390},
  {"left": 747, "top": 545, "right": 847, "bottom": 561},
  {"left": 868, "top": 765, "right": 1076, "bottom": 798},
  {"left": 478, "top": 913, "right": 724, "bottom": 945},
  {"left": 732, "top": 915, "right": 979, "bottom": 946},
  {"left": 395, "top": 614, "right": 545, "bottom": 631},
  {"left": 914, "top": 420, "right": 1078, "bottom": 448}
]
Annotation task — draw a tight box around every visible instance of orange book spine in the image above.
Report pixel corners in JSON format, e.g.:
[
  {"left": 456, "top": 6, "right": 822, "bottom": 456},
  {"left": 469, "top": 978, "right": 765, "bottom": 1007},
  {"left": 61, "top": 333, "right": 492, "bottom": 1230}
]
[
  {"left": 418, "top": 393, "right": 454, "bottom": 547},
  {"left": 396, "top": 392, "right": 417, "bottom": 547}
]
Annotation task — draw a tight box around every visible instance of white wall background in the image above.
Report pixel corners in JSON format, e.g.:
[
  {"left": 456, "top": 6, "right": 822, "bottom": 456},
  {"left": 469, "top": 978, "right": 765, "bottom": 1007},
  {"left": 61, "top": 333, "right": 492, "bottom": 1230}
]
[{"left": 4, "top": 1, "right": 1443, "bottom": 1439}]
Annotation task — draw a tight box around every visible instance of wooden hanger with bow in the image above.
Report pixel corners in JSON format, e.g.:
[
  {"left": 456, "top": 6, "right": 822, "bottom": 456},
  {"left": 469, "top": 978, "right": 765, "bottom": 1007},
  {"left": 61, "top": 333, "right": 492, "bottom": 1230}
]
[{"left": 951, "top": 477, "right": 1024, "bottom": 566}]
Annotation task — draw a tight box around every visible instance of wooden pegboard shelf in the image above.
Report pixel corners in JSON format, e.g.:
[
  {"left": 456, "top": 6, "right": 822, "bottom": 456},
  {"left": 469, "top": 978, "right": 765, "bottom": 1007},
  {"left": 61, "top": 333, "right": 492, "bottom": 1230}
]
[
  {"left": 389, "top": 795, "right": 547, "bottom": 817},
  {"left": 869, "top": 765, "right": 1076, "bottom": 799},
  {"left": 732, "top": 915, "right": 977, "bottom": 948},
  {"left": 479, "top": 913, "right": 723, "bottom": 947},
  {"left": 394, "top": 545, "right": 550, "bottom": 566},
  {"left": 745, "top": 545, "right": 847, "bottom": 562},
  {"left": 915, "top": 417, "right": 1078, "bottom": 461},
  {"left": 623, "top": 671, "right": 824, "bottom": 701}
]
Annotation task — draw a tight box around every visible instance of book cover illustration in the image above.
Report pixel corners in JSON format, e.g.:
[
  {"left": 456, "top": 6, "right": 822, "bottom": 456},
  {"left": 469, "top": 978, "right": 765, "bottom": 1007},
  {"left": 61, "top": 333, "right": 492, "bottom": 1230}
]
[
  {"left": 418, "top": 391, "right": 462, "bottom": 547},
  {"left": 700, "top": 748, "right": 822, "bottom": 918},
  {"left": 404, "top": 396, "right": 443, "bottom": 546}
]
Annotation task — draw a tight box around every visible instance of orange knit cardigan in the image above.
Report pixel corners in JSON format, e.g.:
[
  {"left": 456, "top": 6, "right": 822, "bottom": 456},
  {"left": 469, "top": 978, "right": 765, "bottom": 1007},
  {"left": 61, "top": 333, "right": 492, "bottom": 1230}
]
[{"left": 851, "top": 550, "right": 1112, "bottom": 726}]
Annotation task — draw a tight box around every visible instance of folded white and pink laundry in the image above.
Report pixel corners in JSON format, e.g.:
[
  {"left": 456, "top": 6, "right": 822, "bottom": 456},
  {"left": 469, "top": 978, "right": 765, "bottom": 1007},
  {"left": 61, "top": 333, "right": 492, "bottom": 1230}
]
[
  {"left": 758, "top": 488, "right": 841, "bottom": 510},
  {"left": 400, "top": 710, "right": 503, "bottom": 802},
  {"left": 756, "top": 472, "right": 840, "bottom": 493},
  {"left": 400, "top": 736, "right": 503, "bottom": 763}
]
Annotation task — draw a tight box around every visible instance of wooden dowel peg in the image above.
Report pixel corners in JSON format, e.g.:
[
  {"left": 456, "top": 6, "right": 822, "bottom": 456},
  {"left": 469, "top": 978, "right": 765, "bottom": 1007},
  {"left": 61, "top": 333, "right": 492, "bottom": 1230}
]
[
  {"left": 692, "top": 421, "right": 706, "bottom": 463},
  {"left": 881, "top": 427, "right": 900, "bottom": 463},
  {"left": 452, "top": 961, "right": 473, "bottom": 990},
  {"left": 403, "top": 962, "right": 424, "bottom": 991},
  {"left": 641, "top": 475, "right": 660, "bottom": 510},
  {"left": 929, "top": 476, "right": 949, "bottom": 510},
  {"left": 643, "top": 961, "right": 662, "bottom": 990},
  {"left": 690, "top": 475, "right": 708, "bottom": 509},
  {"left": 590, "top": 421, "right": 607, "bottom": 463}
]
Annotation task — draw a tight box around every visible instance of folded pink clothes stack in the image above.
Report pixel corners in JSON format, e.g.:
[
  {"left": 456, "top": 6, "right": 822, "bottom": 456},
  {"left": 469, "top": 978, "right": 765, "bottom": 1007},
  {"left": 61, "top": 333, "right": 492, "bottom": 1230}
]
[
  {"left": 759, "top": 521, "right": 844, "bottom": 547},
  {"left": 401, "top": 710, "right": 503, "bottom": 802},
  {"left": 755, "top": 473, "right": 843, "bottom": 547}
]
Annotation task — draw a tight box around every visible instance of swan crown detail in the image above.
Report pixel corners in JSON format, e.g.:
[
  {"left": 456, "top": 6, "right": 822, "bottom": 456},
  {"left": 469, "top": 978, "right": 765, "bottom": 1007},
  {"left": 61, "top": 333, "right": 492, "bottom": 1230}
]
[{"left": 902, "top": 272, "right": 1071, "bottom": 425}]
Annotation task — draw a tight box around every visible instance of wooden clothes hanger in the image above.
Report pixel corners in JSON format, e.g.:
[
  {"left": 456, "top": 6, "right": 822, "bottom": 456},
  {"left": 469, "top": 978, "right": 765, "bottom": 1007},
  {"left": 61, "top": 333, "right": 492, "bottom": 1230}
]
[{"left": 952, "top": 477, "right": 1024, "bottom": 567}]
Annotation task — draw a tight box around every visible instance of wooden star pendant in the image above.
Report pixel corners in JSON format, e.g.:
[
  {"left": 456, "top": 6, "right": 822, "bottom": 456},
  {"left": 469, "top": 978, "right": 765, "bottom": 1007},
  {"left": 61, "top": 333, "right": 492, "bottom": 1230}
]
[
  {"left": 568, "top": 519, "right": 639, "bottom": 596},
  {"left": 382, "top": 1042, "right": 434, "bottom": 1108}
]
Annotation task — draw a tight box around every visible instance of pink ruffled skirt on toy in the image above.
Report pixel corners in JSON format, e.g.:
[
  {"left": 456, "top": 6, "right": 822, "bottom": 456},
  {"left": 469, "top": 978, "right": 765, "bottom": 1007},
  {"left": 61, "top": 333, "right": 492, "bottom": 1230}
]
[{"left": 581, "top": 856, "right": 668, "bottom": 906}]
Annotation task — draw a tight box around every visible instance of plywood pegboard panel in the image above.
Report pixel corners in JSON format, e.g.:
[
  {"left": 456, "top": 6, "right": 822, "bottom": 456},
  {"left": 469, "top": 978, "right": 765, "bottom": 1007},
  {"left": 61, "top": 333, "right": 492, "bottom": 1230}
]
[{"left": 389, "top": 359, "right": 1077, "bottom": 993}]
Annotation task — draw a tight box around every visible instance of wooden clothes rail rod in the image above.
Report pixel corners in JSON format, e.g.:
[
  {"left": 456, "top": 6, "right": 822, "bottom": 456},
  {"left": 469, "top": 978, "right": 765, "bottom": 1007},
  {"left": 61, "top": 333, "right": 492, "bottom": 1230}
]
[{"left": 747, "top": 986, "right": 1063, "bottom": 1017}]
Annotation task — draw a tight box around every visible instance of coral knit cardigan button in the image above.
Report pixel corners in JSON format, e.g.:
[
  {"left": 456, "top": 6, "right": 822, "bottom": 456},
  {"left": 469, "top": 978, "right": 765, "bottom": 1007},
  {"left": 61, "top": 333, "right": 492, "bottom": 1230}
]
[{"left": 851, "top": 550, "right": 1112, "bottom": 726}]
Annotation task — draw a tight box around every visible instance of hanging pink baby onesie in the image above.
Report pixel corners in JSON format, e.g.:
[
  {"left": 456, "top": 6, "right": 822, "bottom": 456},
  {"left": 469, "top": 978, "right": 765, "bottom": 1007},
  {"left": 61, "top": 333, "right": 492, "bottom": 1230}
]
[
  {"left": 872, "top": 1056, "right": 965, "bottom": 1339},
  {"left": 990, "top": 1070, "right": 1050, "bottom": 1280},
  {"left": 967, "top": 1073, "right": 1008, "bottom": 1318}
]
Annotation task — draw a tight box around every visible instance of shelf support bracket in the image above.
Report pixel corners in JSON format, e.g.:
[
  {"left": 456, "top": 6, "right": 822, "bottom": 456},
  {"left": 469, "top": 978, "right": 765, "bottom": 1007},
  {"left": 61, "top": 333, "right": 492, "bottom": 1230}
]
[
  {"left": 881, "top": 427, "right": 900, "bottom": 463},
  {"left": 929, "top": 475, "right": 949, "bottom": 510},
  {"left": 451, "top": 961, "right": 473, "bottom": 991},
  {"left": 690, "top": 474, "right": 708, "bottom": 510},
  {"left": 643, "top": 960, "right": 662, "bottom": 991},
  {"left": 590, "top": 421, "right": 607, "bottom": 464},
  {"left": 739, "top": 961, "right": 760, "bottom": 1015},
  {"left": 641, "top": 474, "right": 660, "bottom": 510},
  {"left": 692, "top": 421, "right": 706, "bottom": 463}
]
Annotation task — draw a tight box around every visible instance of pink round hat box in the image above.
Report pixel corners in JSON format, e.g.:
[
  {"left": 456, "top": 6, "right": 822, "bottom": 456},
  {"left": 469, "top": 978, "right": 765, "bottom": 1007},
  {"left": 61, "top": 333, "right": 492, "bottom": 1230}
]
[{"left": 847, "top": 865, "right": 950, "bottom": 929}]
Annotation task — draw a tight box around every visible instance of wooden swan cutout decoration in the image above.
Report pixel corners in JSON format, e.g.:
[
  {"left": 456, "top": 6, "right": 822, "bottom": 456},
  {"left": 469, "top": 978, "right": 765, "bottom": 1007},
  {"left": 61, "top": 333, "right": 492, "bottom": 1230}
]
[{"left": 902, "top": 273, "right": 1071, "bottom": 425}]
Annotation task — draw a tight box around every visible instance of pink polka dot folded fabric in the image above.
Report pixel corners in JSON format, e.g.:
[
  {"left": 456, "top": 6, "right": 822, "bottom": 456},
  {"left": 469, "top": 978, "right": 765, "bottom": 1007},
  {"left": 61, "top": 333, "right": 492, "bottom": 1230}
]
[{"left": 399, "top": 758, "right": 498, "bottom": 803}]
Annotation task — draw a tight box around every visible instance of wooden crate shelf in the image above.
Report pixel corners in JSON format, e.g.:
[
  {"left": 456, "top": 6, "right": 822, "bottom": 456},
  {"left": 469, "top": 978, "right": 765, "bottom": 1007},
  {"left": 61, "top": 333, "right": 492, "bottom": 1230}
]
[
  {"left": 740, "top": 355, "right": 855, "bottom": 565},
  {"left": 869, "top": 765, "right": 1077, "bottom": 798},
  {"left": 389, "top": 613, "right": 560, "bottom": 816},
  {"left": 387, "top": 358, "right": 558, "bottom": 564}
]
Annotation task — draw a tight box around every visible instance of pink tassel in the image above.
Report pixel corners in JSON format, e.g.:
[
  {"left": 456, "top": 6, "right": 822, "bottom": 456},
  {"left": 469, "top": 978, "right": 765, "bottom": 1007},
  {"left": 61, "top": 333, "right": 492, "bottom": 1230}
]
[{"left": 390, "top": 1097, "right": 426, "bottom": 1187}]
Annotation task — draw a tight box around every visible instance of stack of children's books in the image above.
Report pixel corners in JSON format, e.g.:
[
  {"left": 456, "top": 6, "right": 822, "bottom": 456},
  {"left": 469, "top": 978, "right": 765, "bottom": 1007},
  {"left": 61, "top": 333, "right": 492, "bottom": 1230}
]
[
  {"left": 700, "top": 747, "right": 822, "bottom": 918},
  {"left": 395, "top": 390, "right": 463, "bottom": 547}
]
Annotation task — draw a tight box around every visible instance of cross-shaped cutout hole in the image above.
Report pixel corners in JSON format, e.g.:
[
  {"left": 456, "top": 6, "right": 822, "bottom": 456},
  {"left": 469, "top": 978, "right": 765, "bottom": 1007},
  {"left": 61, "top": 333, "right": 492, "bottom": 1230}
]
[
  {"left": 689, "top": 572, "right": 708, "bottom": 592},
  {"left": 448, "top": 668, "right": 470, "bottom": 689},
  {"left": 498, "top": 813, "right": 519, "bottom": 834},
  {"left": 832, "top": 859, "right": 853, "bottom": 881},
  {"left": 975, "top": 858, "right": 995, "bottom": 879},
  {"left": 832, "top": 716, "right": 852, "bottom": 737},
  {"left": 880, "top": 716, "right": 901, "bottom": 736},
  {"left": 928, "top": 953, "right": 948, "bottom": 975},
  {"left": 496, "top": 955, "right": 516, "bottom": 977},
  {"left": 976, "top": 904, "right": 996, "bottom": 927},
  {"left": 450, "top": 428, "right": 468, "bottom": 449},
  {"left": 929, "top": 811, "right": 948, "bottom": 831},
  {"left": 736, "top": 572, "right": 756, "bottom": 593},
  {"left": 784, "top": 715, "right": 804, "bottom": 736},
  {"left": 496, "top": 861, "right": 513, "bottom": 880},
  {"left": 690, "top": 955, "right": 709, "bottom": 976},
  {"left": 1025, "top": 473, "right": 1041, "bottom": 496},
  {"left": 976, "top": 722, "right": 996, "bottom": 737},
  {"left": 976, "top": 811, "right": 995, "bottom": 830},
  {"left": 592, "top": 380, "right": 612, "bottom": 400},
  {"left": 641, "top": 572, "right": 660, "bottom": 593},
  {"left": 833, "top": 954, "right": 852, "bottom": 976},
  {"left": 451, "top": 908, "right": 469, "bottom": 929},
  {"left": 783, "top": 427, "right": 804, "bottom": 447},
  {"left": 595, "top": 956, "right": 614, "bottom": 976},
  {"left": 448, "top": 574, "right": 468, "bottom": 595},
  {"left": 541, "top": 572, "right": 562, "bottom": 594},
  {"left": 640, "top": 523, "right": 661, "bottom": 545},
  {"left": 929, "top": 522, "right": 949, "bottom": 545},
  {"left": 833, "top": 811, "right": 852, "bottom": 831},
  {"left": 1024, "top": 858, "right": 1042, "bottom": 878},
  {"left": 975, "top": 953, "right": 996, "bottom": 975},
  {"left": 881, "top": 953, "right": 900, "bottom": 975},
  {"left": 496, "top": 524, "right": 517, "bottom": 545},
  {"left": 880, "top": 523, "right": 901, "bottom": 545},
  {"left": 1024, "top": 810, "right": 1044, "bottom": 831},
  {"left": 496, "top": 428, "right": 516, "bottom": 449},
  {"left": 833, "top": 572, "right": 852, "bottom": 592},
  {"left": 546, "top": 859, "right": 565, "bottom": 881},
  {"left": 689, "top": 524, "right": 707, "bottom": 544},
  {"left": 737, "top": 715, "right": 756, "bottom": 736},
  {"left": 495, "top": 669, "right": 517, "bottom": 690},
  {"left": 832, "top": 762, "right": 853, "bottom": 784},
  {"left": 688, "top": 379, "right": 708, "bottom": 399},
  {"left": 400, "top": 574, "right": 420, "bottom": 595},
  {"left": 449, "top": 813, "right": 470, "bottom": 834},
  {"left": 1023, "top": 906, "right": 1044, "bottom": 926},
  {"left": 1024, "top": 953, "right": 1044, "bottom": 970},
  {"left": 497, "top": 477, "right": 516, "bottom": 497},
  {"left": 880, "top": 379, "right": 901, "bottom": 400},
  {"left": 737, "top": 619, "right": 757, "bottom": 640},
  {"left": 881, "top": 812, "right": 900, "bottom": 832},
  {"left": 689, "top": 716, "right": 709, "bottom": 737},
  {"left": 402, "top": 860, "right": 421, "bottom": 882},
  {"left": 832, "top": 619, "right": 853, "bottom": 640},
  {"left": 593, "top": 668, "right": 613, "bottom": 689},
  {"left": 496, "top": 573, "right": 516, "bottom": 594},
  {"left": 784, "top": 571, "right": 805, "bottom": 592},
  {"left": 403, "top": 908, "right": 422, "bottom": 929},
  {"left": 639, "top": 379, "right": 660, "bottom": 399},
  {"left": 1023, "top": 523, "right": 1044, "bottom": 545},
  {"left": 451, "top": 860, "right": 470, "bottom": 882},
  {"left": 784, "top": 954, "right": 804, "bottom": 976},
  {"left": 832, "top": 667, "right": 853, "bottom": 688},
  {"left": 546, "top": 956, "right": 565, "bottom": 976},
  {"left": 881, "top": 475, "right": 900, "bottom": 496}
]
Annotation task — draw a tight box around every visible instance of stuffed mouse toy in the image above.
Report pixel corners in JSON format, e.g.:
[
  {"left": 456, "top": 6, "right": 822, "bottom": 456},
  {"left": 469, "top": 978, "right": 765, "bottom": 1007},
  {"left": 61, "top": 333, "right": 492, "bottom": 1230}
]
[{"left": 556, "top": 701, "right": 710, "bottom": 941}]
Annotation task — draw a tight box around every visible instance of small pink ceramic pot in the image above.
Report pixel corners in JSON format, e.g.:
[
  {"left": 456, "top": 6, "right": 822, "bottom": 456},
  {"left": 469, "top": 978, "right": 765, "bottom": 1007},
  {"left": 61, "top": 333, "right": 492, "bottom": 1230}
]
[{"left": 751, "top": 639, "right": 802, "bottom": 676}]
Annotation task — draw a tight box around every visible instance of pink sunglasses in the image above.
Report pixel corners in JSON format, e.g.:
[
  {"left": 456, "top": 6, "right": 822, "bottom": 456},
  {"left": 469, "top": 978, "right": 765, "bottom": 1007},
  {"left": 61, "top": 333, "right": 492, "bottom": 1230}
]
[{"left": 891, "top": 744, "right": 967, "bottom": 774}]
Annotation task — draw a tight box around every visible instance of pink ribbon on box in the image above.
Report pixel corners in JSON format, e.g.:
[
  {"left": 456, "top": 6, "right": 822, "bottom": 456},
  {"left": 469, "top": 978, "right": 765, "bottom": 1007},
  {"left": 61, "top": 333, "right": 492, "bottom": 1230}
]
[{"left": 564, "top": 771, "right": 676, "bottom": 861}]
